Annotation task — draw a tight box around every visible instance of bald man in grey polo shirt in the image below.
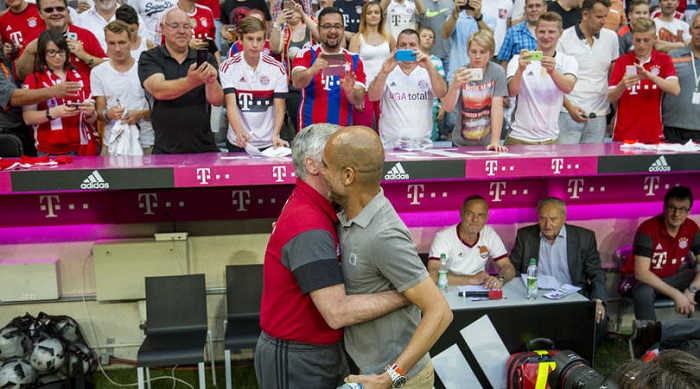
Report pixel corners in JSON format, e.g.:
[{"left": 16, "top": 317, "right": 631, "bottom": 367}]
[{"left": 321, "top": 125, "right": 453, "bottom": 389}]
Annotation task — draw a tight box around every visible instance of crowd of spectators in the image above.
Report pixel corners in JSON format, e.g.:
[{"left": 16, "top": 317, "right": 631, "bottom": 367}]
[{"left": 0, "top": 0, "right": 698, "bottom": 157}]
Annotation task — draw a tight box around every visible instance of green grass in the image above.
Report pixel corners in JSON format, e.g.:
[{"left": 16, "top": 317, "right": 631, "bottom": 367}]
[{"left": 90, "top": 338, "right": 632, "bottom": 388}]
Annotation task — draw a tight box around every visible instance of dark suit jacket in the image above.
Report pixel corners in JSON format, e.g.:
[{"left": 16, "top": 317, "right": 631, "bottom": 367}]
[{"left": 510, "top": 224, "right": 607, "bottom": 303}]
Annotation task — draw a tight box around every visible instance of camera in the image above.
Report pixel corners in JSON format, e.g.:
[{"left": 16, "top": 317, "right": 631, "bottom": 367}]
[{"left": 548, "top": 351, "right": 619, "bottom": 389}]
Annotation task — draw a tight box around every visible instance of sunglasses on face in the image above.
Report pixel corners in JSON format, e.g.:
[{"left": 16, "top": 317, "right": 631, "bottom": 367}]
[{"left": 43, "top": 6, "right": 66, "bottom": 13}]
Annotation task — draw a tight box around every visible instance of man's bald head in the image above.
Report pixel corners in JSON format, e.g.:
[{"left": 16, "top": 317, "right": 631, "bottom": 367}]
[
  {"left": 326, "top": 126, "right": 384, "bottom": 187},
  {"left": 164, "top": 7, "right": 189, "bottom": 24}
]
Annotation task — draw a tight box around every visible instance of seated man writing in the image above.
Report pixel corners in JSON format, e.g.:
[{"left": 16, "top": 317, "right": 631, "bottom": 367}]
[{"left": 428, "top": 195, "right": 515, "bottom": 289}]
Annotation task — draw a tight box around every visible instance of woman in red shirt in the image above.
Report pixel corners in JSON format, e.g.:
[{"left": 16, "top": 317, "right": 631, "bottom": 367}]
[{"left": 22, "top": 30, "right": 97, "bottom": 156}]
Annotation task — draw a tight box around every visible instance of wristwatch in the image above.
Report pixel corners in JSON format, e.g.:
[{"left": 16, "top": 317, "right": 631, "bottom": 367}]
[
  {"left": 385, "top": 363, "right": 407, "bottom": 388},
  {"left": 46, "top": 108, "right": 54, "bottom": 121},
  {"left": 496, "top": 275, "right": 505, "bottom": 283},
  {"left": 690, "top": 285, "right": 698, "bottom": 294}
]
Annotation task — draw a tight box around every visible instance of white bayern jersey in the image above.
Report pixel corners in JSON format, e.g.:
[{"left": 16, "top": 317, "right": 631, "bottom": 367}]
[
  {"left": 219, "top": 52, "right": 288, "bottom": 148},
  {"left": 429, "top": 224, "right": 509, "bottom": 276}
]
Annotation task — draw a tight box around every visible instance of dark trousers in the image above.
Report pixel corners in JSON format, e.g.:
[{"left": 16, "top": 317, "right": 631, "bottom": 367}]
[{"left": 631, "top": 268, "right": 697, "bottom": 320}]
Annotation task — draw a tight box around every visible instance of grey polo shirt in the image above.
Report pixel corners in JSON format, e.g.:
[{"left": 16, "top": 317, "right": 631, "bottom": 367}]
[
  {"left": 338, "top": 189, "right": 430, "bottom": 379},
  {"left": 0, "top": 60, "right": 24, "bottom": 129},
  {"left": 662, "top": 45, "right": 700, "bottom": 131}
]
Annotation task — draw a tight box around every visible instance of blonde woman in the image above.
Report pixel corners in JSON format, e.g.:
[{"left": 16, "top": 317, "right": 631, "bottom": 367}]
[
  {"left": 442, "top": 29, "right": 508, "bottom": 151},
  {"left": 348, "top": 1, "right": 395, "bottom": 129}
]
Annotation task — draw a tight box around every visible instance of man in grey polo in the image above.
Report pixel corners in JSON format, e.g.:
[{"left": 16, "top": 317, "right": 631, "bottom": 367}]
[
  {"left": 662, "top": 11, "right": 700, "bottom": 144},
  {"left": 321, "top": 125, "right": 453, "bottom": 388}
]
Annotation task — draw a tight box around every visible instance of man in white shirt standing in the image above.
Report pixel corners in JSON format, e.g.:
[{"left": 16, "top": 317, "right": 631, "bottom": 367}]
[
  {"left": 219, "top": 17, "right": 288, "bottom": 152},
  {"left": 92, "top": 20, "right": 154, "bottom": 154},
  {"left": 368, "top": 28, "right": 446, "bottom": 149},
  {"left": 654, "top": 0, "right": 692, "bottom": 52},
  {"left": 505, "top": 12, "right": 577, "bottom": 145},
  {"left": 73, "top": 0, "right": 148, "bottom": 51},
  {"left": 557, "top": 0, "right": 619, "bottom": 144}
]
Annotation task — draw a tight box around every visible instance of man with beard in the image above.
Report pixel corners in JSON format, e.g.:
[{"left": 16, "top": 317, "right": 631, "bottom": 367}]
[
  {"left": 292, "top": 7, "right": 365, "bottom": 129},
  {"left": 138, "top": 8, "right": 222, "bottom": 154},
  {"left": 15, "top": 0, "right": 106, "bottom": 81},
  {"left": 73, "top": 0, "right": 149, "bottom": 51}
]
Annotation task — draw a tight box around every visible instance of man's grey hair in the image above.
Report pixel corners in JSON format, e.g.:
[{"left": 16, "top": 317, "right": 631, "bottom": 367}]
[
  {"left": 292, "top": 123, "right": 342, "bottom": 180},
  {"left": 537, "top": 197, "right": 567, "bottom": 216}
]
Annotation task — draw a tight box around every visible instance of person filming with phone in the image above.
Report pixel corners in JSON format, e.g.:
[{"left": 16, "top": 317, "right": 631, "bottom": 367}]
[
  {"left": 138, "top": 8, "right": 223, "bottom": 154},
  {"left": 505, "top": 12, "right": 577, "bottom": 145},
  {"left": 367, "top": 28, "right": 446, "bottom": 150},
  {"left": 22, "top": 30, "right": 98, "bottom": 156},
  {"left": 608, "top": 18, "right": 680, "bottom": 144}
]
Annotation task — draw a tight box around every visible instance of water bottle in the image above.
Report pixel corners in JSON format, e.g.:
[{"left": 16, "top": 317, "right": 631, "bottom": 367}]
[
  {"left": 437, "top": 253, "right": 449, "bottom": 292},
  {"left": 686, "top": 0, "right": 698, "bottom": 24},
  {"left": 337, "top": 383, "right": 363, "bottom": 389},
  {"left": 527, "top": 258, "right": 538, "bottom": 300}
]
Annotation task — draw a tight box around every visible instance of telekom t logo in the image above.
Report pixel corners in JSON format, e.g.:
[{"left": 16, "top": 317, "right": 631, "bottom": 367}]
[
  {"left": 407, "top": 184, "right": 424, "bottom": 205},
  {"left": 551, "top": 158, "right": 564, "bottom": 174},
  {"left": 196, "top": 168, "right": 211, "bottom": 185},
  {"left": 644, "top": 176, "right": 660, "bottom": 196},
  {"left": 39, "top": 195, "right": 60, "bottom": 218},
  {"left": 485, "top": 160, "right": 498, "bottom": 176},
  {"left": 237, "top": 92, "right": 254, "bottom": 111},
  {"left": 232, "top": 190, "right": 251, "bottom": 211},
  {"left": 489, "top": 182, "right": 506, "bottom": 202},
  {"left": 272, "top": 166, "right": 287, "bottom": 182},
  {"left": 568, "top": 179, "right": 584, "bottom": 199},
  {"left": 138, "top": 193, "right": 158, "bottom": 215}
]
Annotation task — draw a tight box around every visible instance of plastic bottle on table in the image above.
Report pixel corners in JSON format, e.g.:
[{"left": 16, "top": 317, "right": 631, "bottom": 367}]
[
  {"left": 527, "top": 258, "right": 538, "bottom": 300},
  {"left": 437, "top": 253, "right": 449, "bottom": 293}
]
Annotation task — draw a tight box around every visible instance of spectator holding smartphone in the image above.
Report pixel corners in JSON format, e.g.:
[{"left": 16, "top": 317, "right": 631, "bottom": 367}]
[
  {"left": 138, "top": 8, "right": 223, "bottom": 154},
  {"left": 442, "top": 30, "right": 507, "bottom": 151},
  {"left": 22, "top": 30, "right": 97, "bottom": 156},
  {"left": 0, "top": 0, "right": 46, "bottom": 60},
  {"left": 505, "top": 12, "right": 577, "bottom": 145},
  {"left": 368, "top": 28, "right": 446, "bottom": 149},
  {"left": 608, "top": 18, "right": 680, "bottom": 144}
]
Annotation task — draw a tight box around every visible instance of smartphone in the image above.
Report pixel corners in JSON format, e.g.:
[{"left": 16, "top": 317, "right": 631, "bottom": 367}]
[
  {"left": 459, "top": 0, "right": 473, "bottom": 11},
  {"left": 525, "top": 50, "right": 543, "bottom": 61},
  {"left": 465, "top": 68, "right": 483, "bottom": 81},
  {"left": 205, "top": 37, "right": 218, "bottom": 53},
  {"left": 395, "top": 49, "right": 417, "bottom": 62},
  {"left": 66, "top": 102, "right": 83, "bottom": 107},
  {"left": 283, "top": 0, "right": 293, "bottom": 10},
  {"left": 322, "top": 53, "right": 346, "bottom": 77},
  {"left": 65, "top": 32, "right": 78, "bottom": 41},
  {"left": 625, "top": 65, "right": 637, "bottom": 76},
  {"left": 196, "top": 48, "right": 209, "bottom": 67}
]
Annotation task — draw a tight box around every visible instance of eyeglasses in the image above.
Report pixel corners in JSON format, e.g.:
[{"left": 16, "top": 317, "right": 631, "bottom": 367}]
[
  {"left": 666, "top": 205, "right": 690, "bottom": 214},
  {"left": 42, "top": 6, "right": 66, "bottom": 13},
  {"left": 163, "top": 23, "right": 192, "bottom": 31},
  {"left": 320, "top": 24, "right": 343, "bottom": 30},
  {"left": 46, "top": 49, "right": 67, "bottom": 57},
  {"left": 526, "top": 4, "right": 545, "bottom": 9}
]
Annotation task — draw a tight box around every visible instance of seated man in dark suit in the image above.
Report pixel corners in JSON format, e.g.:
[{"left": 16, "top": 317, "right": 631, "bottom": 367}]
[{"left": 511, "top": 197, "right": 608, "bottom": 344}]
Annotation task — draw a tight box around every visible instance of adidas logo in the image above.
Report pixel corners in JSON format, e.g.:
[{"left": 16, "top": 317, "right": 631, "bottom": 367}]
[
  {"left": 384, "top": 162, "right": 409, "bottom": 180},
  {"left": 656, "top": 243, "right": 663, "bottom": 250},
  {"left": 239, "top": 77, "right": 246, "bottom": 82},
  {"left": 648, "top": 156, "right": 671, "bottom": 172},
  {"left": 80, "top": 170, "right": 110, "bottom": 189}
]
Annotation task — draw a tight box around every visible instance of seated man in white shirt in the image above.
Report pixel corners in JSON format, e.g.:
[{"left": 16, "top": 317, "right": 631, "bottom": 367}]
[
  {"left": 428, "top": 195, "right": 515, "bottom": 289},
  {"left": 368, "top": 28, "right": 447, "bottom": 149}
]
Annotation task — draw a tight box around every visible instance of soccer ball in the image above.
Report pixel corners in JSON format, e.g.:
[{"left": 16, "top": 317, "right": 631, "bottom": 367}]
[
  {"left": 53, "top": 317, "right": 80, "bottom": 344},
  {"left": 0, "top": 327, "right": 31, "bottom": 361},
  {"left": 29, "top": 337, "right": 65, "bottom": 374},
  {"left": 0, "top": 358, "right": 38, "bottom": 388},
  {"left": 63, "top": 343, "right": 96, "bottom": 376}
]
